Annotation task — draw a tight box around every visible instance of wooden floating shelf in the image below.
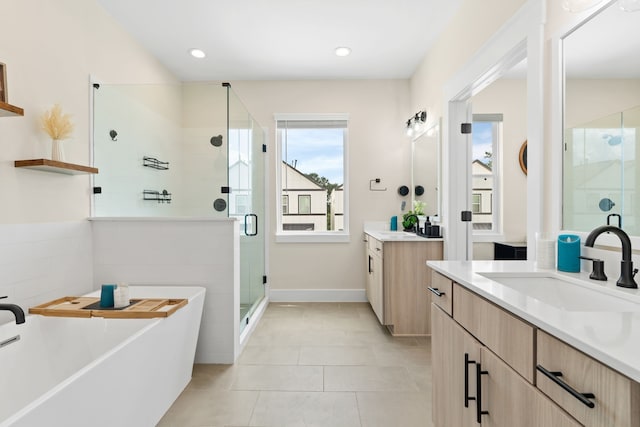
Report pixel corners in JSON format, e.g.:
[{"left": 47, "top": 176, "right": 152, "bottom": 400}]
[
  {"left": 14, "top": 159, "right": 98, "bottom": 175},
  {"left": 0, "top": 101, "right": 24, "bottom": 117}
]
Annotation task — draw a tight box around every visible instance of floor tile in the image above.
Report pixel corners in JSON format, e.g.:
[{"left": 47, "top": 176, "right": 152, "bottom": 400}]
[
  {"left": 159, "top": 302, "right": 435, "bottom": 427},
  {"left": 357, "top": 391, "right": 432, "bottom": 427},
  {"left": 237, "top": 345, "right": 301, "bottom": 365},
  {"left": 187, "top": 364, "right": 237, "bottom": 390},
  {"left": 250, "top": 391, "right": 361, "bottom": 427},
  {"left": 324, "top": 366, "right": 420, "bottom": 392},
  {"left": 372, "top": 345, "right": 431, "bottom": 367},
  {"left": 231, "top": 365, "right": 324, "bottom": 391},
  {"left": 157, "top": 389, "right": 258, "bottom": 427},
  {"left": 298, "top": 345, "right": 377, "bottom": 366}
]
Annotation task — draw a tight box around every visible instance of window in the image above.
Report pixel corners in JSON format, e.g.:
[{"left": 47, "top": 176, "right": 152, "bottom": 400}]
[
  {"left": 298, "top": 195, "right": 311, "bottom": 214},
  {"left": 276, "top": 114, "right": 349, "bottom": 242},
  {"left": 472, "top": 114, "right": 502, "bottom": 233},
  {"left": 472, "top": 193, "right": 481, "bottom": 214}
]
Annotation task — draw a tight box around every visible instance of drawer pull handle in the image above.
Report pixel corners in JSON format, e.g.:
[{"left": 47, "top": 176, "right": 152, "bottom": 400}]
[
  {"left": 476, "top": 363, "right": 489, "bottom": 423},
  {"left": 536, "top": 365, "right": 595, "bottom": 408},
  {"left": 464, "top": 353, "right": 476, "bottom": 408},
  {"left": 428, "top": 287, "right": 445, "bottom": 297}
]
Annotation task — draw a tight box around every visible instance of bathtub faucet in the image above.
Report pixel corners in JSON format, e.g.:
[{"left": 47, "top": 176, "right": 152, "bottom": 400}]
[{"left": 0, "top": 296, "right": 25, "bottom": 324}]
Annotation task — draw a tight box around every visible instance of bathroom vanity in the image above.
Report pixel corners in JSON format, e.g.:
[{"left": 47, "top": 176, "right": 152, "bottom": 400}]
[
  {"left": 364, "top": 230, "right": 443, "bottom": 336},
  {"left": 428, "top": 260, "right": 640, "bottom": 427}
]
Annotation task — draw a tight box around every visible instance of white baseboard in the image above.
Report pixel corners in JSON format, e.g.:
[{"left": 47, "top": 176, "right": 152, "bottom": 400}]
[{"left": 269, "top": 289, "right": 367, "bottom": 303}]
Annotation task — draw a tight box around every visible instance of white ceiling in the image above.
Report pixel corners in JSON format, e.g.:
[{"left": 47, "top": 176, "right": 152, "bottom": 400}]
[{"left": 96, "top": 0, "right": 464, "bottom": 81}]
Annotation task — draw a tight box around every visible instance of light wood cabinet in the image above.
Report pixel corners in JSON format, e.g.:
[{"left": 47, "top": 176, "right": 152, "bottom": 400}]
[
  {"left": 432, "top": 304, "right": 481, "bottom": 427},
  {"left": 537, "top": 330, "right": 640, "bottom": 427},
  {"left": 432, "top": 305, "right": 579, "bottom": 427},
  {"left": 430, "top": 270, "right": 453, "bottom": 315},
  {"left": 431, "top": 271, "right": 584, "bottom": 427},
  {"left": 366, "top": 236, "right": 384, "bottom": 324},
  {"left": 364, "top": 234, "right": 442, "bottom": 335},
  {"left": 454, "top": 284, "right": 535, "bottom": 382},
  {"left": 481, "top": 346, "right": 581, "bottom": 427}
]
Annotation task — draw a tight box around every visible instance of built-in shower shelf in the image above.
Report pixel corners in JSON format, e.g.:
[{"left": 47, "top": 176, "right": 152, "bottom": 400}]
[{"left": 14, "top": 159, "right": 99, "bottom": 175}]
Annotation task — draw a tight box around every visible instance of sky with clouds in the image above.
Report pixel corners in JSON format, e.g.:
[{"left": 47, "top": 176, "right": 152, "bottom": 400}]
[
  {"left": 282, "top": 128, "right": 344, "bottom": 184},
  {"left": 472, "top": 121, "right": 493, "bottom": 165}
]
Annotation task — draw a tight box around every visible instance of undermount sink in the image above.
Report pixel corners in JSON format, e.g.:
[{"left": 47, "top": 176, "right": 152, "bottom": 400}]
[{"left": 478, "top": 273, "right": 640, "bottom": 312}]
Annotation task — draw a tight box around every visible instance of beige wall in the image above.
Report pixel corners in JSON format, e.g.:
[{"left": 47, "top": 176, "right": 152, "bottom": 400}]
[
  {"left": 1, "top": 0, "right": 177, "bottom": 223},
  {"left": 409, "top": 0, "right": 526, "bottom": 116},
  {"left": 233, "top": 80, "right": 410, "bottom": 291}
]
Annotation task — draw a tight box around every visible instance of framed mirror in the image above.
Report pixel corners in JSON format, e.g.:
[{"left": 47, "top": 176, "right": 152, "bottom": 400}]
[
  {"left": 411, "top": 119, "right": 441, "bottom": 220},
  {"left": 562, "top": 2, "right": 640, "bottom": 235}
]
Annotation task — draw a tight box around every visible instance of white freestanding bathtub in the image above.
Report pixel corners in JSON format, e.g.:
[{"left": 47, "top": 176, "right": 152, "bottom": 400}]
[{"left": 0, "top": 286, "right": 205, "bottom": 427}]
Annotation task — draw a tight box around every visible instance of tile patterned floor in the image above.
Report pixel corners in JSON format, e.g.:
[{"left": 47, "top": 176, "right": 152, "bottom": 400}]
[{"left": 157, "top": 302, "right": 434, "bottom": 427}]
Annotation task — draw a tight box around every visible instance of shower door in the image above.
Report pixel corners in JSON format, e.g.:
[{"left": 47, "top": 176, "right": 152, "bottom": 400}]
[{"left": 227, "top": 87, "right": 266, "bottom": 333}]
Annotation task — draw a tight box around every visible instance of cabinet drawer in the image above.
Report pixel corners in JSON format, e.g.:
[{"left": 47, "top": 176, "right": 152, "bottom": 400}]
[
  {"left": 429, "top": 271, "right": 453, "bottom": 316},
  {"left": 368, "top": 236, "right": 383, "bottom": 257},
  {"left": 453, "top": 284, "right": 535, "bottom": 382},
  {"left": 537, "top": 330, "right": 640, "bottom": 427}
]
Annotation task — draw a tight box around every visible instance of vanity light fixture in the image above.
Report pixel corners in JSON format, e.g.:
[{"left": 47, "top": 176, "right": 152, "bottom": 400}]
[
  {"left": 405, "top": 111, "right": 427, "bottom": 137},
  {"left": 189, "top": 48, "right": 206, "bottom": 59},
  {"left": 335, "top": 47, "right": 352, "bottom": 57}
]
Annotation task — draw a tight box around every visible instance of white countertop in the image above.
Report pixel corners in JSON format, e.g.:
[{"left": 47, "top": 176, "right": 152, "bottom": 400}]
[
  {"left": 364, "top": 228, "right": 444, "bottom": 242},
  {"left": 427, "top": 260, "right": 640, "bottom": 382}
]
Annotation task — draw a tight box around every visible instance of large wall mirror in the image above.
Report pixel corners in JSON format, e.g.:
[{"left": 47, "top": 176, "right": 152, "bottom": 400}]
[
  {"left": 562, "top": 2, "right": 640, "bottom": 235},
  {"left": 411, "top": 119, "right": 441, "bottom": 220}
]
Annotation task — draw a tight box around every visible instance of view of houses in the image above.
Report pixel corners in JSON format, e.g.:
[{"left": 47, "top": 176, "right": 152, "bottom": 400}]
[{"left": 281, "top": 161, "right": 344, "bottom": 231}]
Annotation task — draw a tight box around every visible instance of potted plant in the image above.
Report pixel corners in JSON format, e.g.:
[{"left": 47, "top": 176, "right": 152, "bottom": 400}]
[{"left": 402, "top": 211, "right": 418, "bottom": 232}]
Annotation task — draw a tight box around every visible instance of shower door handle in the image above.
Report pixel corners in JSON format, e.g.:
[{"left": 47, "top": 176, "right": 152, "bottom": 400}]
[{"left": 244, "top": 214, "right": 258, "bottom": 236}]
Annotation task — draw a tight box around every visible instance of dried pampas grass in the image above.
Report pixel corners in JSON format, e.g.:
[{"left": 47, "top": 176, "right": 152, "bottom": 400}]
[{"left": 40, "top": 104, "right": 74, "bottom": 140}]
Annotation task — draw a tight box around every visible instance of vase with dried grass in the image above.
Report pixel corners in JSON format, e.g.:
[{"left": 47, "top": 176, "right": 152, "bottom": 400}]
[{"left": 40, "top": 104, "right": 74, "bottom": 162}]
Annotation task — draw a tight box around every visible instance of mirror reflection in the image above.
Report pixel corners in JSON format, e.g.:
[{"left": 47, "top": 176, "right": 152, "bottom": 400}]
[
  {"left": 563, "top": 3, "right": 640, "bottom": 235},
  {"left": 411, "top": 120, "right": 440, "bottom": 220}
]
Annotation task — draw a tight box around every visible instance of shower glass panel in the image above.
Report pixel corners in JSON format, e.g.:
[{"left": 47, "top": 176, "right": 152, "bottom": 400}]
[
  {"left": 92, "top": 83, "right": 229, "bottom": 217},
  {"left": 226, "top": 87, "right": 266, "bottom": 333},
  {"left": 93, "top": 82, "right": 267, "bottom": 335},
  {"left": 563, "top": 105, "right": 640, "bottom": 234}
]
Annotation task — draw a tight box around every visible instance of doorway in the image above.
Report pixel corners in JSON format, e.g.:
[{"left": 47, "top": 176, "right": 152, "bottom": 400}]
[{"left": 443, "top": 0, "right": 544, "bottom": 261}]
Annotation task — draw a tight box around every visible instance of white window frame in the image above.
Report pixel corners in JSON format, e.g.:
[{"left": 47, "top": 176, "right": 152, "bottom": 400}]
[
  {"left": 472, "top": 114, "right": 503, "bottom": 241},
  {"left": 275, "top": 113, "right": 350, "bottom": 243}
]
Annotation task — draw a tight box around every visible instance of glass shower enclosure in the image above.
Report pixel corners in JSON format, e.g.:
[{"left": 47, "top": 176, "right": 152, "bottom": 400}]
[
  {"left": 563, "top": 105, "right": 640, "bottom": 235},
  {"left": 92, "top": 82, "right": 266, "bottom": 334}
]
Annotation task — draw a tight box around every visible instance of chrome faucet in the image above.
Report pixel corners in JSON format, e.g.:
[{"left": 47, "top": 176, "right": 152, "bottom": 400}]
[
  {"left": 584, "top": 225, "right": 638, "bottom": 289},
  {"left": 0, "top": 296, "right": 25, "bottom": 324}
]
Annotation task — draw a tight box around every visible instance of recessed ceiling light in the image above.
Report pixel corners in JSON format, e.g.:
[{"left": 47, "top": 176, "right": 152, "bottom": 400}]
[
  {"left": 189, "top": 48, "right": 206, "bottom": 59},
  {"left": 335, "top": 47, "right": 351, "bottom": 57}
]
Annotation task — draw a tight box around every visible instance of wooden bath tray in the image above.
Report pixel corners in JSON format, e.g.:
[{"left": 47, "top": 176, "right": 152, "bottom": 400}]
[{"left": 29, "top": 297, "right": 188, "bottom": 319}]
